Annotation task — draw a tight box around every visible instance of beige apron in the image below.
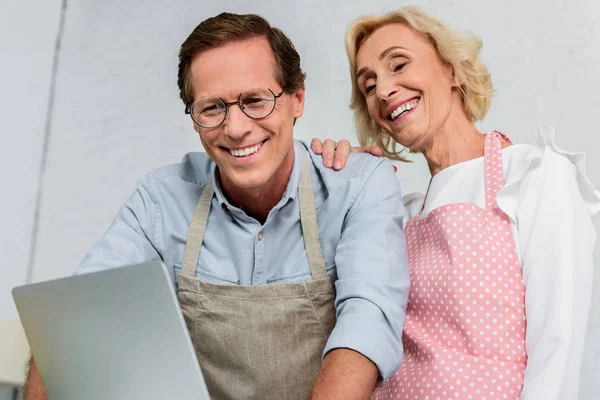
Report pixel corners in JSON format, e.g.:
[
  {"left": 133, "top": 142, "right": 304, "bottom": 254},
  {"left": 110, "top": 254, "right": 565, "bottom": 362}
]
[{"left": 177, "top": 151, "right": 336, "bottom": 400}]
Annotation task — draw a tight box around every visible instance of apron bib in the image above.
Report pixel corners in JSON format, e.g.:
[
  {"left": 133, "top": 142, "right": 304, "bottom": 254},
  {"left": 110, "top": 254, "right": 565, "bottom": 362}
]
[
  {"left": 373, "top": 132, "right": 527, "bottom": 400},
  {"left": 178, "top": 151, "right": 336, "bottom": 400}
]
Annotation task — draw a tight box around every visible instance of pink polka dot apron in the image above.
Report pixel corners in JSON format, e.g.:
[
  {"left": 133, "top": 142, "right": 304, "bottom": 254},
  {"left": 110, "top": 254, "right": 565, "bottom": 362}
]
[{"left": 373, "top": 132, "right": 527, "bottom": 400}]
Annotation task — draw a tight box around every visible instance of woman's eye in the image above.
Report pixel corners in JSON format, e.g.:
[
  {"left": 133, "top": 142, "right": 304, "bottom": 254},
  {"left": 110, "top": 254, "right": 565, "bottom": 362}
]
[
  {"left": 365, "top": 85, "right": 375, "bottom": 94},
  {"left": 394, "top": 63, "right": 406, "bottom": 72}
]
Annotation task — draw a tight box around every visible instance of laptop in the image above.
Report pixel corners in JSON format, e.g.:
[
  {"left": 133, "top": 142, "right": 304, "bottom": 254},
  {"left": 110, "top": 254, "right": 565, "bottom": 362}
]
[{"left": 12, "top": 261, "right": 210, "bottom": 400}]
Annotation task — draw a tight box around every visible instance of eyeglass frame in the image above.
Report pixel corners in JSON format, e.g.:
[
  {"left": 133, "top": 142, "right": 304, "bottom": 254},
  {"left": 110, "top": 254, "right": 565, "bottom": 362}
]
[{"left": 184, "top": 87, "right": 286, "bottom": 128}]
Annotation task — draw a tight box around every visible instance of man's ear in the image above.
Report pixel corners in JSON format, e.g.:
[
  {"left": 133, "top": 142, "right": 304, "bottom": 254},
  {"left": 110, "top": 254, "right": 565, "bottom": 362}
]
[
  {"left": 292, "top": 85, "right": 305, "bottom": 118},
  {"left": 192, "top": 120, "right": 202, "bottom": 135}
]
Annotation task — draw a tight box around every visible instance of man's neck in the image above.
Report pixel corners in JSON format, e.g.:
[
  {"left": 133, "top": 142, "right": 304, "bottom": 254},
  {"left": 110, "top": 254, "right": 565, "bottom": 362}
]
[{"left": 220, "top": 148, "right": 296, "bottom": 225}]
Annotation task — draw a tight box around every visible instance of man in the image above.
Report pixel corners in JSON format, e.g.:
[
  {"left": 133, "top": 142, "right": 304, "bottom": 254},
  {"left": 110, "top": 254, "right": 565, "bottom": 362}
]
[{"left": 24, "top": 12, "right": 409, "bottom": 400}]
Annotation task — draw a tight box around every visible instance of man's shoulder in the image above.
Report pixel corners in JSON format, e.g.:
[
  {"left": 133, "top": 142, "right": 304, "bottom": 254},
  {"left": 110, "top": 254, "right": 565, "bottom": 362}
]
[
  {"left": 299, "top": 140, "right": 394, "bottom": 182},
  {"left": 139, "top": 152, "right": 214, "bottom": 190}
]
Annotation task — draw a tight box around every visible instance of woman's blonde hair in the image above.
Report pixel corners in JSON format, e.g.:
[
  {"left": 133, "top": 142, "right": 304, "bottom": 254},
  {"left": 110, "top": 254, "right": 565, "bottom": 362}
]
[{"left": 346, "top": 6, "right": 494, "bottom": 161}]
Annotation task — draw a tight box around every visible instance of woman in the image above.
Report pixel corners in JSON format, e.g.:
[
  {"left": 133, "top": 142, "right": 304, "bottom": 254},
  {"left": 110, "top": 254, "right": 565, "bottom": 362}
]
[{"left": 312, "top": 6, "right": 599, "bottom": 400}]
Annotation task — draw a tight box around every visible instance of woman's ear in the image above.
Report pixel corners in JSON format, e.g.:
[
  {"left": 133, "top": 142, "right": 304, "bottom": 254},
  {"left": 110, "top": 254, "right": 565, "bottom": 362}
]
[
  {"left": 451, "top": 65, "right": 464, "bottom": 87},
  {"left": 443, "top": 61, "right": 463, "bottom": 87}
]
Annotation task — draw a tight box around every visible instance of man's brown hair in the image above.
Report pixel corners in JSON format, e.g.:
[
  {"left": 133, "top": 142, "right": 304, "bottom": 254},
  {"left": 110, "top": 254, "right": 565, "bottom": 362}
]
[{"left": 177, "top": 12, "right": 306, "bottom": 105}]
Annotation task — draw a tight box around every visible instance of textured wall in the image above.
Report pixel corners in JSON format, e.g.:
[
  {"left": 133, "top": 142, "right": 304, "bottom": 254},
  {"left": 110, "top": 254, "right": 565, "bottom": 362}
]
[{"left": 0, "top": 0, "right": 63, "bottom": 319}]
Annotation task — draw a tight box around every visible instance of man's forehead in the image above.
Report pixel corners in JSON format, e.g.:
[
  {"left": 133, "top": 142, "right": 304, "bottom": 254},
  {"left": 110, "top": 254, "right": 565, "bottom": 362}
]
[{"left": 189, "top": 38, "right": 280, "bottom": 99}]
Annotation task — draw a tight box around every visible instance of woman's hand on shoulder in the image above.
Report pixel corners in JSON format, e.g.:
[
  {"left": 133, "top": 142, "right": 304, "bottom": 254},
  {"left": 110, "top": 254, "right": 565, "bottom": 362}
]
[{"left": 311, "top": 138, "right": 390, "bottom": 170}]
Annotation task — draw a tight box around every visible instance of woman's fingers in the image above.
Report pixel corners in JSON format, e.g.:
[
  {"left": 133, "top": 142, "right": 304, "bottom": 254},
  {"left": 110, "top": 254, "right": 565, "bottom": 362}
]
[
  {"left": 333, "top": 140, "right": 352, "bottom": 170},
  {"left": 321, "top": 139, "right": 338, "bottom": 168},
  {"left": 310, "top": 138, "right": 324, "bottom": 154}
]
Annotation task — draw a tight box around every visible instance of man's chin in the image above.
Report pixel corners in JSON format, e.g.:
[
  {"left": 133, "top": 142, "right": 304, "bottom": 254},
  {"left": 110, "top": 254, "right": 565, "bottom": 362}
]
[
  {"left": 221, "top": 170, "right": 269, "bottom": 190},
  {"left": 231, "top": 180, "right": 266, "bottom": 190}
]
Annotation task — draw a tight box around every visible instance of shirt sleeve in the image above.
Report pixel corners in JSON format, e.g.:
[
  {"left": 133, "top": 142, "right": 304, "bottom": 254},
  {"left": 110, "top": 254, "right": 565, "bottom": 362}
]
[
  {"left": 322, "top": 157, "right": 410, "bottom": 380},
  {"left": 516, "top": 151, "right": 596, "bottom": 400},
  {"left": 75, "top": 175, "right": 163, "bottom": 275}
]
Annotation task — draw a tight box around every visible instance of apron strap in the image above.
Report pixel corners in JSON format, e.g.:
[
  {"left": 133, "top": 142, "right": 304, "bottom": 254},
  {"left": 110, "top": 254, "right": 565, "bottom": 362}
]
[
  {"left": 483, "top": 131, "right": 510, "bottom": 210},
  {"left": 180, "top": 149, "right": 328, "bottom": 281},
  {"left": 298, "top": 151, "right": 329, "bottom": 280},
  {"left": 180, "top": 180, "right": 214, "bottom": 278}
]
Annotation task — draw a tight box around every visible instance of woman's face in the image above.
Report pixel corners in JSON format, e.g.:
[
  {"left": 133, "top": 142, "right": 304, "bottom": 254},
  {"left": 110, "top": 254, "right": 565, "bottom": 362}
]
[{"left": 356, "top": 23, "right": 461, "bottom": 151}]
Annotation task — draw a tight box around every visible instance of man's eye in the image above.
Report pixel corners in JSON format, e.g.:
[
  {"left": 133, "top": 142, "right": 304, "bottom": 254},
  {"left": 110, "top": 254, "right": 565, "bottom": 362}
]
[
  {"left": 201, "top": 104, "right": 222, "bottom": 115},
  {"left": 246, "top": 97, "right": 265, "bottom": 105}
]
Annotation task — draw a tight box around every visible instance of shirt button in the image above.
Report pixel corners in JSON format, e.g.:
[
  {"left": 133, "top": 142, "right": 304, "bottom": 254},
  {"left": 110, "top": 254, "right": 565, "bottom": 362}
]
[{"left": 257, "top": 232, "right": 263, "bottom": 241}]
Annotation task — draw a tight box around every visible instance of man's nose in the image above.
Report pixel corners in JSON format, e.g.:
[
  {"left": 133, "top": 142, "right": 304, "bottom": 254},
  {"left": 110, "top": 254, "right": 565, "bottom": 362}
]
[{"left": 222, "top": 104, "right": 252, "bottom": 139}]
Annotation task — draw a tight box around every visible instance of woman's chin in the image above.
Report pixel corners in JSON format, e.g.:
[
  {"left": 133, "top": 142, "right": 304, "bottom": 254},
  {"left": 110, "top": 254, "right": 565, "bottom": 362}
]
[{"left": 391, "top": 129, "right": 428, "bottom": 152}]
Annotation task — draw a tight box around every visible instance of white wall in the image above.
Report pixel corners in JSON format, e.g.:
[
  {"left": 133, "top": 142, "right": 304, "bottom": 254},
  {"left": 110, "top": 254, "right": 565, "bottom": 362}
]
[
  {"left": 1, "top": 0, "right": 599, "bottom": 398},
  {"left": 0, "top": 2, "right": 64, "bottom": 398},
  {"left": 0, "top": 0, "right": 64, "bottom": 318}
]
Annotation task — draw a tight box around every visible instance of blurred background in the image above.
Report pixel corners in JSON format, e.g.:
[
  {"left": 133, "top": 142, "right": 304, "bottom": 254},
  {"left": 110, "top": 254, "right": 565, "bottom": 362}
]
[{"left": 1, "top": 0, "right": 599, "bottom": 398}]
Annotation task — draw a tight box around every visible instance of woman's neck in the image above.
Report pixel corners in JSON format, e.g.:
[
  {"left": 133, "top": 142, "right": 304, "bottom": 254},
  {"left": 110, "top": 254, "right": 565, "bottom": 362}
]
[{"left": 420, "top": 117, "right": 484, "bottom": 177}]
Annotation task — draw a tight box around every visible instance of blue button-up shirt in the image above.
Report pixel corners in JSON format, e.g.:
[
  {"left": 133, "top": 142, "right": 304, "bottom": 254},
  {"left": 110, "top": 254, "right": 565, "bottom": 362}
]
[{"left": 76, "top": 140, "right": 410, "bottom": 379}]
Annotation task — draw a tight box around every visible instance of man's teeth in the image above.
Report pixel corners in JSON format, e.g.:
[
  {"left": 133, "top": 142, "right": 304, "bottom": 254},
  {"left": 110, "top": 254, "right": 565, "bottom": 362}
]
[
  {"left": 229, "top": 142, "right": 263, "bottom": 157},
  {"left": 390, "top": 100, "right": 419, "bottom": 120}
]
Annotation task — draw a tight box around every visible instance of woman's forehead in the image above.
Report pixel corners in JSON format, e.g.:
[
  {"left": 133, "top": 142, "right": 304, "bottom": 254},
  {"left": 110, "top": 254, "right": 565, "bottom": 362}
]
[{"left": 356, "top": 23, "right": 431, "bottom": 67}]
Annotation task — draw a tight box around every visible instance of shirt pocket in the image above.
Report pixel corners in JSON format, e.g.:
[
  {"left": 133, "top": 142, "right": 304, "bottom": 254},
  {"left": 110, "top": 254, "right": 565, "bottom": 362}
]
[
  {"left": 266, "top": 264, "right": 336, "bottom": 284},
  {"left": 173, "top": 263, "right": 240, "bottom": 286}
]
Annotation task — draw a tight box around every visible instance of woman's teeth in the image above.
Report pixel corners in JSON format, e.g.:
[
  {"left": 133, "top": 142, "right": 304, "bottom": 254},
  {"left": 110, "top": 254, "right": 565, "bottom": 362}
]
[
  {"left": 390, "top": 99, "right": 419, "bottom": 120},
  {"left": 229, "top": 142, "right": 263, "bottom": 157}
]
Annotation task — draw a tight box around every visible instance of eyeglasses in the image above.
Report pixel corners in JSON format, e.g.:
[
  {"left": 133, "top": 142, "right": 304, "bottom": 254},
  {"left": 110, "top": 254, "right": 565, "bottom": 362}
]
[{"left": 185, "top": 88, "right": 285, "bottom": 128}]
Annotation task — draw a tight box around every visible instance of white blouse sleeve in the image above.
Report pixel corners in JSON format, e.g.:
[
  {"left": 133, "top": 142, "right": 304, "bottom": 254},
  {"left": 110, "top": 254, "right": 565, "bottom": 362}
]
[{"left": 497, "top": 125, "right": 600, "bottom": 400}]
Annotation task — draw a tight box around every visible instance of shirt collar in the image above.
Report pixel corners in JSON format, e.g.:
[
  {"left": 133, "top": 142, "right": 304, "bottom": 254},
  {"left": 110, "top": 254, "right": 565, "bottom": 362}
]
[{"left": 211, "top": 140, "right": 304, "bottom": 211}]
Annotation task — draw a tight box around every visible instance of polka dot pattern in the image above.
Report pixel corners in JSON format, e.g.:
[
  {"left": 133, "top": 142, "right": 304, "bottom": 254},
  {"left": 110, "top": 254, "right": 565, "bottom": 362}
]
[{"left": 373, "top": 132, "right": 527, "bottom": 400}]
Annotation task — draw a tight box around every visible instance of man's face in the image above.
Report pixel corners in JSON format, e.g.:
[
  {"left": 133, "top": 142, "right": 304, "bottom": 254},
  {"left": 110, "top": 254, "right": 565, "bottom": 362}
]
[{"left": 189, "top": 37, "right": 305, "bottom": 191}]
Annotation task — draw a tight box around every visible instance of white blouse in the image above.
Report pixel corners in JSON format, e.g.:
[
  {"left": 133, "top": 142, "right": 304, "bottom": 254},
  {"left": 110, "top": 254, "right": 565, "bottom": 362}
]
[{"left": 402, "top": 124, "right": 600, "bottom": 400}]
